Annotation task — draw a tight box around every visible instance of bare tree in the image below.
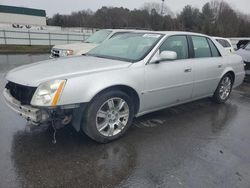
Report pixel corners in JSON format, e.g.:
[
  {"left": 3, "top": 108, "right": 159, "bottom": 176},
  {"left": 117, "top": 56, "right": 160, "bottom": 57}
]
[
  {"left": 47, "top": 0, "right": 250, "bottom": 37},
  {"left": 142, "top": 2, "right": 174, "bottom": 17}
]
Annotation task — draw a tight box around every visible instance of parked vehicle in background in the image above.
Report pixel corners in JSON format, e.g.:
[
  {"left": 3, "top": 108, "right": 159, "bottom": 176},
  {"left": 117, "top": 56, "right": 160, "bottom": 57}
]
[
  {"left": 235, "top": 42, "right": 250, "bottom": 70},
  {"left": 213, "top": 37, "right": 234, "bottom": 52},
  {"left": 4, "top": 31, "right": 245, "bottom": 143},
  {"left": 50, "top": 29, "right": 142, "bottom": 58},
  {"left": 237, "top": 40, "right": 250, "bottom": 49}
]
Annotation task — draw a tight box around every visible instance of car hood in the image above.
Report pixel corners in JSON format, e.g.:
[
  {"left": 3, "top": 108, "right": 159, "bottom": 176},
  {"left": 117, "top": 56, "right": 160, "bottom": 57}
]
[
  {"left": 6, "top": 56, "right": 131, "bottom": 87},
  {"left": 235, "top": 49, "right": 250, "bottom": 62},
  {"left": 53, "top": 42, "right": 98, "bottom": 54}
]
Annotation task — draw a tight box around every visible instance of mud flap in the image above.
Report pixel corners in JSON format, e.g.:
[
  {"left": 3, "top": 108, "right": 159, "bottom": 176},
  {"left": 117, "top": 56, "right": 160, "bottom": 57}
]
[{"left": 72, "top": 103, "right": 87, "bottom": 132}]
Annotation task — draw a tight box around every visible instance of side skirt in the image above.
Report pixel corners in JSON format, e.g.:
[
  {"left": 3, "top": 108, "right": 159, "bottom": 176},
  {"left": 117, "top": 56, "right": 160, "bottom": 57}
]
[{"left": 135, "top": 94, "right": 213, "bottom": 118}]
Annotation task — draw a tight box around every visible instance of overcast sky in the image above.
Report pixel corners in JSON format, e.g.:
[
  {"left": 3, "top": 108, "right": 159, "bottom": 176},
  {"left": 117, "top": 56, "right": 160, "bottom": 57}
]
[{"left": 1, "top": 0, "right": 249, "bottom": 17}]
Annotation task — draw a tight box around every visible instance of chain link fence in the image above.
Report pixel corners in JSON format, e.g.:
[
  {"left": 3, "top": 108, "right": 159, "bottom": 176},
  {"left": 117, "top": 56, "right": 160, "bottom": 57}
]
[{"left": 0, "top": 29, "right": 93, "bottom": 46}]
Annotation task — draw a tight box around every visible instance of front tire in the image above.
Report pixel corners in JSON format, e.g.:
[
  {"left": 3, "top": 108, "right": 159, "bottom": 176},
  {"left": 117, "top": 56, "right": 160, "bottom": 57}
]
[
  {"left": 213, "top": 74, "right": 233, "bottom": 104},
  {"left": 82, "top": 90, "right": 134, "bottom": 143}
]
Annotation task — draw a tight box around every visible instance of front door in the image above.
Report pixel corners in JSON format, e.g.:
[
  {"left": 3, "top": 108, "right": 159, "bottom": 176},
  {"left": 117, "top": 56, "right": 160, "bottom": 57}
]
[{"left": 142, "top": 35, "right": 194, "bottom": 112}]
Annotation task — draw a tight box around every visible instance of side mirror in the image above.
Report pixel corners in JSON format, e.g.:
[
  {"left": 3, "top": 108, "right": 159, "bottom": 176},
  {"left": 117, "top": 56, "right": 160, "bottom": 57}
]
[
  {"left": 151, "top": 51, "right": 177, "bottom": 64},
  {"left": 159, "top": 51, "right": 177, "bottom": 61}
]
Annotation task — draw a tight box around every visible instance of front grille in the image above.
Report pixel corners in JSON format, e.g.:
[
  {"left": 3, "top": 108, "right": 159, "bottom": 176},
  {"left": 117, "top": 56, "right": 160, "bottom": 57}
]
[
  {"left": 5, "top": 82, "right": 37, "bottom": 105},
  {"left": 51, "top": 49, "right": 60, "bottom": 58}
]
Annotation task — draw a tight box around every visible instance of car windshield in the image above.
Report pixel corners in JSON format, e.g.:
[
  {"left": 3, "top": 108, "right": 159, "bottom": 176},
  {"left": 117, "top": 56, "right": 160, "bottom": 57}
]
[
  {"left": 87, "top": 33, "right": 163, "bottom": 62},
  {"left": 85, "top": 30, "right": 112, "bottom": 44},
  {"left": 244, "top": 43, "right": 250, "bottom": 50}
]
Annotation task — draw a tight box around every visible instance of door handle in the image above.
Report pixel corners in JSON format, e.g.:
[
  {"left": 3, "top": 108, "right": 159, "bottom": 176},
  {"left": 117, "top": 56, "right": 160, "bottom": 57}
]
[
  {"left": 218, "top": 64, "right": 222, "bottom": 68},
  {"left": 184, "top": 68, "right": 192, "bottom": 73}
]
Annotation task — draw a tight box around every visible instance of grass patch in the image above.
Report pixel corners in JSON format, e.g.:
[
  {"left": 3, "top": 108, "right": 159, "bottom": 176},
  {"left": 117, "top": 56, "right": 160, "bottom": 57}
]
[{"left": 0, "top": 45, "right": 51, "bottom": 54}]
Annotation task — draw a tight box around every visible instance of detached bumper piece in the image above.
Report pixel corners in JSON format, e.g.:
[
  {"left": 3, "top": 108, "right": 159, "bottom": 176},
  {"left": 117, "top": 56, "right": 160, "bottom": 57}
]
[{"left": 3, "top": 89, "right": 48, "bottom": 124}]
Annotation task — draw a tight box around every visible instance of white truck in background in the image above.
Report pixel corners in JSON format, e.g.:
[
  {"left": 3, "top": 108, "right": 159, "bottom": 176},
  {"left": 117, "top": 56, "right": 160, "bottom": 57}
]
[{"left": 50, "top": 29, "right": 139, "bottom": 58}]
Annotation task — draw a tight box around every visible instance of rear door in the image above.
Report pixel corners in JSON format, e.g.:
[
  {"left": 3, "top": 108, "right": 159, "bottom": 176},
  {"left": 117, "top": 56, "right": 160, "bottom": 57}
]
[{"left": 190, "top": 36, "right": 223, "bottom": 98}]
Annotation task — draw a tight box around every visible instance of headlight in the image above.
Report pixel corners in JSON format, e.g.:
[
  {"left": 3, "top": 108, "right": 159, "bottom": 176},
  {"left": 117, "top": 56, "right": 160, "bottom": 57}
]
[
  {"left": 31, "top": 80, "right": 66, "bottom": 107},
  {"left": 59, "top": 49, "right": 74, "bottom": 57}
]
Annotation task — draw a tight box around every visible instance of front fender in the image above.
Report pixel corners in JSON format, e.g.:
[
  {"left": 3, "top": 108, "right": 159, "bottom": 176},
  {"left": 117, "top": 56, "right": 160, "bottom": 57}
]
[{"left": 58, "top": 66, "right": 144, "bottom": 106}]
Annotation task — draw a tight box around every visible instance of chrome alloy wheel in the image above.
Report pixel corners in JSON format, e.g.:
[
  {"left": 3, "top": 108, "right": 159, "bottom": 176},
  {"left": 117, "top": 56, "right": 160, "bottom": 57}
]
[
  {"left": 96, "top": 97, "right": 130, "bottom": 137},
  {"left": 219, "top": 76, "right": 232, "bottom": 100}
]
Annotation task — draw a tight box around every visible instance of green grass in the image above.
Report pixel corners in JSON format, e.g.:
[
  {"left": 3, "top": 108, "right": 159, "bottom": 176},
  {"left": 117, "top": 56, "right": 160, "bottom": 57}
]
[{"left": 0, "top": 45, "right": 51, "bottom": 54}]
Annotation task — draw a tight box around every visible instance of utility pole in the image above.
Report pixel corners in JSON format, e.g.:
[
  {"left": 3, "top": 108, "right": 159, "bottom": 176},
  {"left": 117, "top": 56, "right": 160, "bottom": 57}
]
[{"left": 161, "top": 0, "right": 165, "bottom": 16}]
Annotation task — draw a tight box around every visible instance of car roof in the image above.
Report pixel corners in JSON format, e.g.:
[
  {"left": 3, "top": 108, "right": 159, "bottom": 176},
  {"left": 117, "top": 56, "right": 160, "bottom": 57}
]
[
  {"left": 105, "top": 29, "right": 152, "bottom": 33},
  {"left": 103, "top": 29, "right": 210, "bottom": 37}
]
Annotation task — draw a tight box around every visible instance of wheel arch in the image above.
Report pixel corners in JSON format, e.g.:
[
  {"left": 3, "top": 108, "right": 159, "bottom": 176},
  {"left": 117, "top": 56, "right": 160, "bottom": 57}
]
[
  {"left": 89, "top": 85, "right": 140, "bottom": 115},
  {"left": 220, "top": 68, "right": 235, "bottom": 84},
  {"left": 72, "top": 85, "right": 140, "bottom": 133},
  {"left": 226, "top": 71, "right": 235, "bottom": 83}
]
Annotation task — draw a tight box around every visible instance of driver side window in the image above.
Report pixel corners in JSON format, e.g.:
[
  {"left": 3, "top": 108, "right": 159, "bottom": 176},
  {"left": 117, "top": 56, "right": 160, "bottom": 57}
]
[{"left": 159, "top": 35, "right": 189, "bottom": 60}]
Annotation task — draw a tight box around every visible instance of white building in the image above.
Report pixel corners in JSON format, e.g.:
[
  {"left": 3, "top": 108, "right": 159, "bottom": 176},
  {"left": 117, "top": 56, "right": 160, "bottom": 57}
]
[{"left": 0, "top": 5, "right": 46, "bottom": 26}]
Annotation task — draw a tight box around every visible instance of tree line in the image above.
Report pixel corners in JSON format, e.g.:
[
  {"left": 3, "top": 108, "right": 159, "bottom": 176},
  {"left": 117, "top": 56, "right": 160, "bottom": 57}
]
[{"left": 47, "top": 0, "right": 250, "bottom": 37}]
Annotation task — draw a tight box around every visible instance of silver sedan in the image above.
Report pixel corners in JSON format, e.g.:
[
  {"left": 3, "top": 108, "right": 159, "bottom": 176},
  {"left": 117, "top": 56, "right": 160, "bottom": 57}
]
[{"left": 3, "top": 31, "right": 245, "bottom": 143}]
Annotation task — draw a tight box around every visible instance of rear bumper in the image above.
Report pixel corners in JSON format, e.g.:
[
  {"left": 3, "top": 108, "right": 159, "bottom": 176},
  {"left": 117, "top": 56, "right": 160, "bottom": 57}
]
[{"left": 3, "top": 89, "right": 49, "bottom": 124}]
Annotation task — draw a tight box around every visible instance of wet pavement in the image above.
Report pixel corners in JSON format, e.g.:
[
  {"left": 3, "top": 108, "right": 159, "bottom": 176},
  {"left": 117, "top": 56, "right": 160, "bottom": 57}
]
[{"left": 0, "top": 54, "right": 250, "bottom": 188}]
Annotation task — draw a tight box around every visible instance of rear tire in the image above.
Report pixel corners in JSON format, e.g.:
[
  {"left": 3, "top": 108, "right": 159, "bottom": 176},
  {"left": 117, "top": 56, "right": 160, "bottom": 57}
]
[
  {"left": 82, "top": 90, "right": 134, "bottom": 143},
  {"left": 213, "top": 74, "right": 233, "bottom": 104}
]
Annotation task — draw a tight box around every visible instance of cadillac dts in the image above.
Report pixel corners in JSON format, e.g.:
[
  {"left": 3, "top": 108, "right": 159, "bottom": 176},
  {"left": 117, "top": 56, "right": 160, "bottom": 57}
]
[{"left": 3, "top": 31, "right": 245, "bottom": 143}]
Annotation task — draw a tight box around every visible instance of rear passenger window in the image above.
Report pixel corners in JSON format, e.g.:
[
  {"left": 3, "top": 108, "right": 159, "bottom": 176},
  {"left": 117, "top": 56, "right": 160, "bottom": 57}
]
[
  {"left": 159, "top": 35, "right": 189, "bottom": 60},
  {"left": 191, "top": 36, "right": 211, "bottom": 58},
  {"left": 216, "top": 39, "right": 226, "bottom": 47},
  {"left": 224, "top": 40, "right": 231, "bottom": 48},
  {"left": 208, "top": 39, "right": 221, "bottom": 57}
]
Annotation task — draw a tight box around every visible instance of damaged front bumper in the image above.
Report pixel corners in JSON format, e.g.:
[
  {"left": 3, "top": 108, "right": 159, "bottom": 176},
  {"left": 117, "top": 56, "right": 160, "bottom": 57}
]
[
  {"left": 3, "top": 88, "right": 87, "bottom": 131},
  {"left": 3, "top": 88, "right": 49, "bottom": 124}
]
